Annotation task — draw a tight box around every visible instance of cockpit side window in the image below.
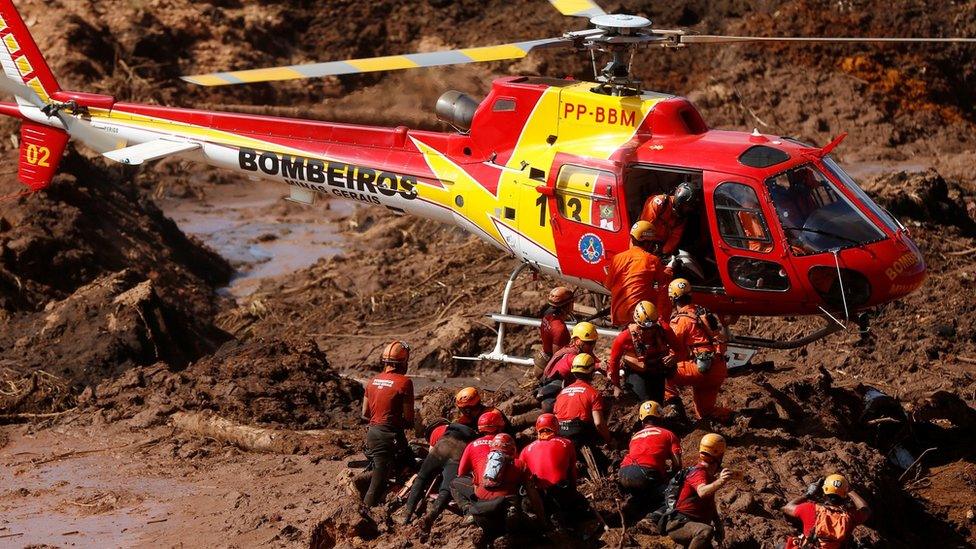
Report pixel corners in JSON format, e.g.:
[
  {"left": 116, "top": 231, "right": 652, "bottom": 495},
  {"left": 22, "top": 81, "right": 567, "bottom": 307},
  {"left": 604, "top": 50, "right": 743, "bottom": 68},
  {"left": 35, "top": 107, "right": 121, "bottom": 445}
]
[
  {"left": 714, "top": 182, "right": 773, "bottom": 253},
  {"left": 765, "top": 164, "right": 884, "bottom": 256}
]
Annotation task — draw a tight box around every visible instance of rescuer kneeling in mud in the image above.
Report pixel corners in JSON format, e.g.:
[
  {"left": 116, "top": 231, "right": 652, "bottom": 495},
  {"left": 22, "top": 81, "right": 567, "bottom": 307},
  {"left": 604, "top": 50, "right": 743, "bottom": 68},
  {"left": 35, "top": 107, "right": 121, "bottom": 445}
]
[
  {"left": 534, "top": 286, "right": 575, "bottom": 377},
  {"left": 665, "top": 433, "right": 736, "bottom": 548},
  {"left": 639, "top": 182, "right": 699, "bottom": 257},
  {"left": 537, "top": 322, "right": 600, "bottom": 413},
  {"left": 663, "top": 279, "right": 731, "bottom": 423},
  {"left": 780, "top": 474, "right": 871, "bottom": 549},
  {"left": 518, "top": 413, "right": 587, "bottom": 533},
  {"left": 452, "top": 433, "right": 539, "bottom": 544},
  {"left": 362, "top": 341, "right": 415, "bottom": 507},
  {"left": 618, "top": 401, "right": 682, "bottom": 522},
  {"left": 605, "top": 220, "right": 673, "bottom": 327},
  {"left": 553, "top": 353, "right": 610, "bottom": 472},
  {"left": 608, "top": 300, "right": 679, "bottom": 403}
]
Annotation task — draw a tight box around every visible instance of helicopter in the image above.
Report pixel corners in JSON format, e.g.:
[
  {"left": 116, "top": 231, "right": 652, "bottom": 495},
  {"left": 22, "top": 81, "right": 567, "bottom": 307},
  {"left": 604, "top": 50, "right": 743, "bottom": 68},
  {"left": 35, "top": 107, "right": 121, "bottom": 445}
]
[{"left": 0, "top": 0, "right": 961, "bottom": 368}]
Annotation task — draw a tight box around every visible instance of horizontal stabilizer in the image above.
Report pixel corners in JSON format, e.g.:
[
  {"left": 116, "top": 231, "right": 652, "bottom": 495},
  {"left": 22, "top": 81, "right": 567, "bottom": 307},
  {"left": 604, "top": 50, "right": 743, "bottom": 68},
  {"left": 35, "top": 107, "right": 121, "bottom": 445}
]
[{"left": 102, "top": 139, "right": 200, "bottom": 165}]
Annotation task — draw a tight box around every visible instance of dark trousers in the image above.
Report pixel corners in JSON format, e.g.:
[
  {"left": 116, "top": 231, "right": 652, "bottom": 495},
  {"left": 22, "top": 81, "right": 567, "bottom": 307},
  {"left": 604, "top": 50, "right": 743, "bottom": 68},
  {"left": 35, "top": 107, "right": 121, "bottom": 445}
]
[
  {"left": 624, "top": 370, "right": 666, "bottom": 403},
  {"left": 559, "top": 419, "right": 608, "bottom": 473},
  {"left": 364, "top": 424, "right": 407, "bottom": 507},
  {"left": 618, "top": 465, "right": 666, "bottom": 521},
  {"left": 450, "top": 476, "right": 519, "bottom": 538},
  {"left": 540, "top": 483, "right": 589, "bottom": 529},
  {"left": 537, "top": 379, "right": 562, "bottom": 413},
  {"left": 404, "top": 437, "right": 465, "bottom": 520}
]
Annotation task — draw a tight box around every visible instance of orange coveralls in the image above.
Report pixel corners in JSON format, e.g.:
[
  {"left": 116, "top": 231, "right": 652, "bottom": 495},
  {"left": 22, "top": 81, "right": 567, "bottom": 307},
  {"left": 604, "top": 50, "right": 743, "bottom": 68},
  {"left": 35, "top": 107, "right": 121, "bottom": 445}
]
[
  {"left": 605, "top": 245, "right": 672, "bottom": 327},
  {"left": 664, "top": 304, "right": 728, "bottom": 420},
  {"left": 639, "top": 195, "right": 687, "bottom": 255}
]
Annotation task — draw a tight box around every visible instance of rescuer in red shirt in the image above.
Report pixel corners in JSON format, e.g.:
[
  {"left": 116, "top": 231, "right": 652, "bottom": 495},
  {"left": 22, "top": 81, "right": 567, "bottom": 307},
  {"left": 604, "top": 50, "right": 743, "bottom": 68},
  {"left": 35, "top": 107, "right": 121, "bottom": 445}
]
[
  {"left": 663, "top": 278, "right": 731, "bottom": 422},
  {"left": 618, "top": 401, "right": 682, "bottom": 520},
  {"left": 639, "top": 182, "right": 699, "bottom": 256},
  {"left": 554, "top": 353, "right": 610, "bottom": 472},
  {"left": 605, "top": 220, "right": 674, "bottom": 327},
  {"left": 781, "top": 474, "right": 871, "bottom": 549},
  {"left": 520, "top": 413, "right": 589, "bottom": 531},
  {"left": 608, "top": 300, "right": 679, "bottom": 403},
  {"left": 429, "top": 386, "right": 511, "bottom": 445},
  {"left": 535, "top": 286, "right": 575, "bottom": 376},
  {"left": 538, "top": 321, "right": 600, "bottom": 412},
  {"left": 666, "top": 433, "right": 738, "bottom": 548},
  {"left": 361, "top": 340, "right": 415, "bottom": 507}
]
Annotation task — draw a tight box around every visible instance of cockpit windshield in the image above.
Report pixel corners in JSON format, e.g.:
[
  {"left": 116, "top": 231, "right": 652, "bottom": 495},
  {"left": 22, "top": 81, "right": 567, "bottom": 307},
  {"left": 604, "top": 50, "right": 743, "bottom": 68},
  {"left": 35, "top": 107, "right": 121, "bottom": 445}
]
[{"left": 765, "top": 163, "right": 884, "bottom": 255}]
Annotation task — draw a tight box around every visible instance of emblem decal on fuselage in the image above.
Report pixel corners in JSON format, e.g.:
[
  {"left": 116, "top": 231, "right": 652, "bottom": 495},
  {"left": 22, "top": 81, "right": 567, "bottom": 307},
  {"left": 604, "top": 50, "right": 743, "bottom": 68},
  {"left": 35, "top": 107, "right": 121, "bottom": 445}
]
[{"left": 578, "top": 233, "right": 604, "bottom": 264}]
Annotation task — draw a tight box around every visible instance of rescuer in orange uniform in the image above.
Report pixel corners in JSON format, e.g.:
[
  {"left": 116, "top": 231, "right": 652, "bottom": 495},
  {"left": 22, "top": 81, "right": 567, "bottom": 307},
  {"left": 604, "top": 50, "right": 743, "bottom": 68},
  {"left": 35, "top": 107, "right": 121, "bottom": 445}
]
[
  {"left": 663, "top": 279, "right": 730, "bottom": 422},
  {"left": 639, "top": 182, "right": 699, "bottom": 256},
  {"left": 781, "top": 474, "right": 871, "bottom": 549},
  {"left": 361, "top": 340, "right": 415, "bottom": 507},
  {"left": 608, "top": 300, "right": 679, "bottom": 403},
  {"left": 605, "top": 220, "right": 673, "bottom": 327},
  {"left": 537, "top": 322, "right": 600, "bottom": 412},
  {"left": 535, "top": 286, "right": 575, "bottom": 376}
]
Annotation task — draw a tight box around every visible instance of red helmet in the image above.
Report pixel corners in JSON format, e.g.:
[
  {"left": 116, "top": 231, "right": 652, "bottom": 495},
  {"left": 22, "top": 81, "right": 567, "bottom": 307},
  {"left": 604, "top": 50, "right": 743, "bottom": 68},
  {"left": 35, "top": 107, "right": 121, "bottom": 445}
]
[
  {"left": 535, "top": 413, "right": 559, "bottom": 440},
  {"left": 477, "top": 409, "right": 505, "bottom": 434},
  {"left": 490, "top": 433, "right": 516, "bottom": 458}
]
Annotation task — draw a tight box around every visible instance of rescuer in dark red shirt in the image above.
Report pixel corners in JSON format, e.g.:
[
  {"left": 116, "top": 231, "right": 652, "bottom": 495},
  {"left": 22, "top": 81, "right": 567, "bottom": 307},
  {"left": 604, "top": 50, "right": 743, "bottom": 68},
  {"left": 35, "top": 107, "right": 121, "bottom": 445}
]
[
  {"left": 553, "top": 353, "right": 610, "bottom": 472},
  {"left": 519, "top": 413, "right": 589, "bottom": 531},
  {"left": 535, "top": 286, "right": 575, "bottom": 377},
  {"left": 666, "top": 433, "right": 738, "bottom": 547},
  {"left": 361, "top": 340, "right": 415, "bottom": 507},
  {"left": 608, "top": 300, "right": 678, "bottom": 403},
  {"left": 618, "top": 401, "right": 681, "bottom": 520}
]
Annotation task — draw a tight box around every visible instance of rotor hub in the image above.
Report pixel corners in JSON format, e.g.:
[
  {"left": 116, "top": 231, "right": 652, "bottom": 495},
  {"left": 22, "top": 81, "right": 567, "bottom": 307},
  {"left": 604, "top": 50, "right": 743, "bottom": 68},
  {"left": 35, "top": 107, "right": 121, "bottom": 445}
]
[{"left": 589, "top": 14, "right": 652, "bottom": 34}]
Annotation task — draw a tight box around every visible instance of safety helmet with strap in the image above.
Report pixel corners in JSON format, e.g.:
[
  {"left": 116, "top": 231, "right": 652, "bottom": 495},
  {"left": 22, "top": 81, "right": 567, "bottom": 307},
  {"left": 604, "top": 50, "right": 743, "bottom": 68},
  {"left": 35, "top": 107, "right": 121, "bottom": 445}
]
[
  {"left": 489, "top": 432, "right": 516, "bottom": 458},
  {"left": 455, "top": 386, "right": 481, "bottom": 408},
  {"left": 548, "top": 286, "right": 575, "bottom": 308},
  {"left": 477, "top": 408, "right": 505, "bottom": 434},
  {"left": 668, "top": 278, "right": 692, "bottom": 301},
  {"left": 633, "top": 300, "right": 658, "bottom": 328},
  {"left": 639, "top": 400, "right": 663, "bottom": 421},
  {"left": 672, "top": 182, "right": 698, "bottom": 215},
  {"left": 535, "top": 413, "right": 559, "bottom": 440},
  {"left": 571, "top": 353, "right": 596, "bottom": 375},
  {"left": 381, "top": 340, "right": 410, "bottom": 370},
  {"left": 571, "top": 321, "right": 598, "bottom": 342},
  {"left": 699, "top": 433, "right": 726, "bottom": 460},
  {"left": 822, "top": 474, "right": 849, "bottom": 498}
]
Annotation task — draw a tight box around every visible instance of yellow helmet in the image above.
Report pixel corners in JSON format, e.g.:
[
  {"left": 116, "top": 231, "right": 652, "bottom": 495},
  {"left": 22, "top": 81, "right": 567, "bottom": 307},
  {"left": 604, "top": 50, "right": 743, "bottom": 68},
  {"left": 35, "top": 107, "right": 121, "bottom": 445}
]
[
  {"left": 630, "top": 220, "right": 661, "bottom": 243},
  {"left": 633, "top": 300, "right": 658, "bottom": 328},
  {"left": 638, "top": 400, "right": 662, "bottom": 421},
  {"left": 699, "top": 433, "right": 726, "bottom": 458},
  {"left": 822, "top": 474, "right": 849, "bottom": 498},
  {"left": 668, "top": 278, "right": 692, "bottom": 300},
  {"left": 571, "top": 321, "right": 598, "bottom": 342},
  {"left": 570, "top": 353, "right": 596, "bottom": 375}
]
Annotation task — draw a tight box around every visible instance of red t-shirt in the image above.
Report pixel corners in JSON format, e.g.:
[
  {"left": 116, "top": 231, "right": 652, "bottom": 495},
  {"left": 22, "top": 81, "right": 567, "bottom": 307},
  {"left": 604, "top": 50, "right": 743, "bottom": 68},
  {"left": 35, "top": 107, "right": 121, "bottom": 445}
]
[
  {"left": 457, "top": 435, "right": 494, "bottom": 478},
  {"left": 540, "top": 314, "right": 570, "bottom": 356},
  {"left": 474, "top": 458, "right": 528, "bottom": 500},
  {"left": 607, "top": 324, "right": 678, "bottom": 386},
  {"left": 620, "top": 426, "right": 681, "bottom": 477},
  {"left": 365, "top": 372, "right": 414, "bottom": 428},
  {"left": 675, "top": 464, "right": 717, "bottom": 522},
  {"left": 543, "top": 347, "right": 602, "bottom": 383},
  {"left": 553, "top": 380, "right": 605, "bottom": 423},
  {"left": 792, "top": 501, "right": 868, "bottom": 545},
  {"left": 518, "top": 436, "right": 577, "bottom": 489}
]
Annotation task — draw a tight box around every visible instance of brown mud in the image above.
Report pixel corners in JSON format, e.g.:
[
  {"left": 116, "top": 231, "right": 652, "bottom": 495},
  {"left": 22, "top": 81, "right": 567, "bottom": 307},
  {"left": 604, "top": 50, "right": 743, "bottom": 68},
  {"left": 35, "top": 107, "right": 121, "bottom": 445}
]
[{"left": 0, "top": 0, "right": 975, "bottom": 547}]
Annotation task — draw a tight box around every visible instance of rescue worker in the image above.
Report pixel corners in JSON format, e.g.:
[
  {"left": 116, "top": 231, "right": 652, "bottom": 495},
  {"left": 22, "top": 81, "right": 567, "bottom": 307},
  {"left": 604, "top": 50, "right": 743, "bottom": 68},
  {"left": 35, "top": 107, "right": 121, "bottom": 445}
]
[
  {"left": 608, "top": 301, "right": 679, "bottom": 403},
  {"left": 537, "top": 322, "right": 599, "bottom": 413},
  {"left": 452, "top": 433, "right": 534, "bottom": 542},
  {"left": 398, "top": 419, "right": 480, "bottom": 528},
  {"left": 781, "top": 474, "right": 871, "bottom": 549},
  {"left": 535, "top": 286, "right": 575, "bottom": 377},
  {"left": 605, "top": 220, "right": 673, "bottom": 327},
  {"left": 361, "top": 340, "right": 415, "bottom": 507},
  {"left": 519, "top": 413, "right": 585, "bottom": 529},
  {"left": 618, "top": 401, "right": 682, "bottom": 520},
  {"left": 553, "top": 353, "right": 610, "bottom": 470},
  {"left": 666, "top": 433, "right": 736, "bottom": 548},
  {"left": 639, "top": 182, "right": 699, "bottom": 256},
  {"left": 663, "top": 279, "right": 731, "bottom": 422}
]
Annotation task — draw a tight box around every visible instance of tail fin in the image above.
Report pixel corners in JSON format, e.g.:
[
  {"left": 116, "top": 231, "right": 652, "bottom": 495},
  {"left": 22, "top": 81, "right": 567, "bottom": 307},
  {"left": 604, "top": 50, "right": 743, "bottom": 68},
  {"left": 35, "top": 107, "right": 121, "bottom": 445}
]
[{"left": 0, "top": 0, "right": 60, "bottom": 106}]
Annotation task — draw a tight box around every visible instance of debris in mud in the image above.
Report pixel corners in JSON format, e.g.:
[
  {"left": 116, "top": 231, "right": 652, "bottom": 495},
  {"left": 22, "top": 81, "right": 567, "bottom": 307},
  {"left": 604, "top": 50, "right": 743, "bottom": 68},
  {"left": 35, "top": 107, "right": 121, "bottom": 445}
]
[
  {"left": 0, "top": 366, "right": 73, "bottom": 417},
  {"left": 865, "top": 170, "right": 976, "bottom": 235},
  {"left": 308, "top": 497, "right": 379, "bottom": 549}
]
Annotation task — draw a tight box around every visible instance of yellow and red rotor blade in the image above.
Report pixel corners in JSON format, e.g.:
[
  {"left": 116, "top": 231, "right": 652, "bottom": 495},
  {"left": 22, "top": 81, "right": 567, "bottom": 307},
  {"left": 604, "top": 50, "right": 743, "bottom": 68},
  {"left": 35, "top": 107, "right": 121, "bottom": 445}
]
[
  {"left": 182, "top": 38, "right": 570, "bottom": 87},
  {"left": 547, "top": 0, "right": 605, "bottom": 18},
  {"left": 680, "top": 35, "right": 976, "bottom": 45}
]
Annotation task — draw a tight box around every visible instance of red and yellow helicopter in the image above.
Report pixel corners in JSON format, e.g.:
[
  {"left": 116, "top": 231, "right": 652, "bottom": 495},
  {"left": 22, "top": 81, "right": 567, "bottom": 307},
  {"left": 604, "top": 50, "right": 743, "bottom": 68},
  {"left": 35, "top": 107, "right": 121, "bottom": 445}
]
[{"left": 0, "top": 0, "right": 963, "bottom": 367}]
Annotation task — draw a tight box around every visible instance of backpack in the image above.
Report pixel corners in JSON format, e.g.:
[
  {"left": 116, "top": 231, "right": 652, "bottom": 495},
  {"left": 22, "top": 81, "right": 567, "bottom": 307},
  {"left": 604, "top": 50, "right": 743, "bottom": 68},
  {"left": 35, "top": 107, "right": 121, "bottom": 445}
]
[
  {"left": 482, "top": 450, "right": 509, "bottom": 490},
  {"left": 650, "top": 465, "right": 698, "bottom": 533},
  {"left": 799, "top": 504, "right": 854, "bottom": 549}
]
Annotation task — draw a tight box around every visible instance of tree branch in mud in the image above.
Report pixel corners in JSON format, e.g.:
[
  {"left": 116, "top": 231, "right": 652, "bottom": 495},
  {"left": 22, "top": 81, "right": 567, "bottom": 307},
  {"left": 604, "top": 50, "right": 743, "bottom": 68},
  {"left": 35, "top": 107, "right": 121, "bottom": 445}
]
[{"left": 169, "top": 411, "right": 349, "bottom": 456}]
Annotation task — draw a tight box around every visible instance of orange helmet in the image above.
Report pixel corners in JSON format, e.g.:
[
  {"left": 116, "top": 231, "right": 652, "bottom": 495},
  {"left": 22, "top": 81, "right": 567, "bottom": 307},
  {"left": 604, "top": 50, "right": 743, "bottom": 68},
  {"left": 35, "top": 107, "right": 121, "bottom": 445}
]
[
  {"left": 381, "top": 341, "right": 410, "bottom": 368},
  {"left": 490, "top": 433, "right": 516, "bottom": 458},
  {"left": 823, "top": 474, "right": 849, "bottom": 498},
  {"left": 477, "top": 409, "right": 505, "bottom": 434},
  {"left": 548, "top": 286, "right": 575, "bottom": 308},
  {"left": 699, "top": 433, "right": 726, "bottom": 460},
  {"left": 535, "top": 413, "right": 559, "bottom": 440},
  {"left": 455, "top": 387, "right": 481, "bottom": 409},
  {"left": 630, "top": 220, "right": 662, "bottom": 243}
]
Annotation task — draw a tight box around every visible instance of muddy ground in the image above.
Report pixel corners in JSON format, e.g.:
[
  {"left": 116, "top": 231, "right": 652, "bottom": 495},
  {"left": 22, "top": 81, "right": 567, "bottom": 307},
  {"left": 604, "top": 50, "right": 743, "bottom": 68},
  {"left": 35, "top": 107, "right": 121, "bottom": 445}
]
[{"left": 1, "top": 0, "right": 976, "bottom": 547}]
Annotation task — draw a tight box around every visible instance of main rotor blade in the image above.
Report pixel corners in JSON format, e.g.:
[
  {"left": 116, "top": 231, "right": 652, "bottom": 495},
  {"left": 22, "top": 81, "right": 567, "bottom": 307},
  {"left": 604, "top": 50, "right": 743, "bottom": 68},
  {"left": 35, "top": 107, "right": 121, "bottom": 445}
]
[
  {"left": 182, "top": 38, "right": 571, "bottom": 87},
  {"left": 547, "top": 0, "right": 606, "bottom": 18},
  {"left": 680, "top": 35, "right": 976, "bottom": 45}
]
